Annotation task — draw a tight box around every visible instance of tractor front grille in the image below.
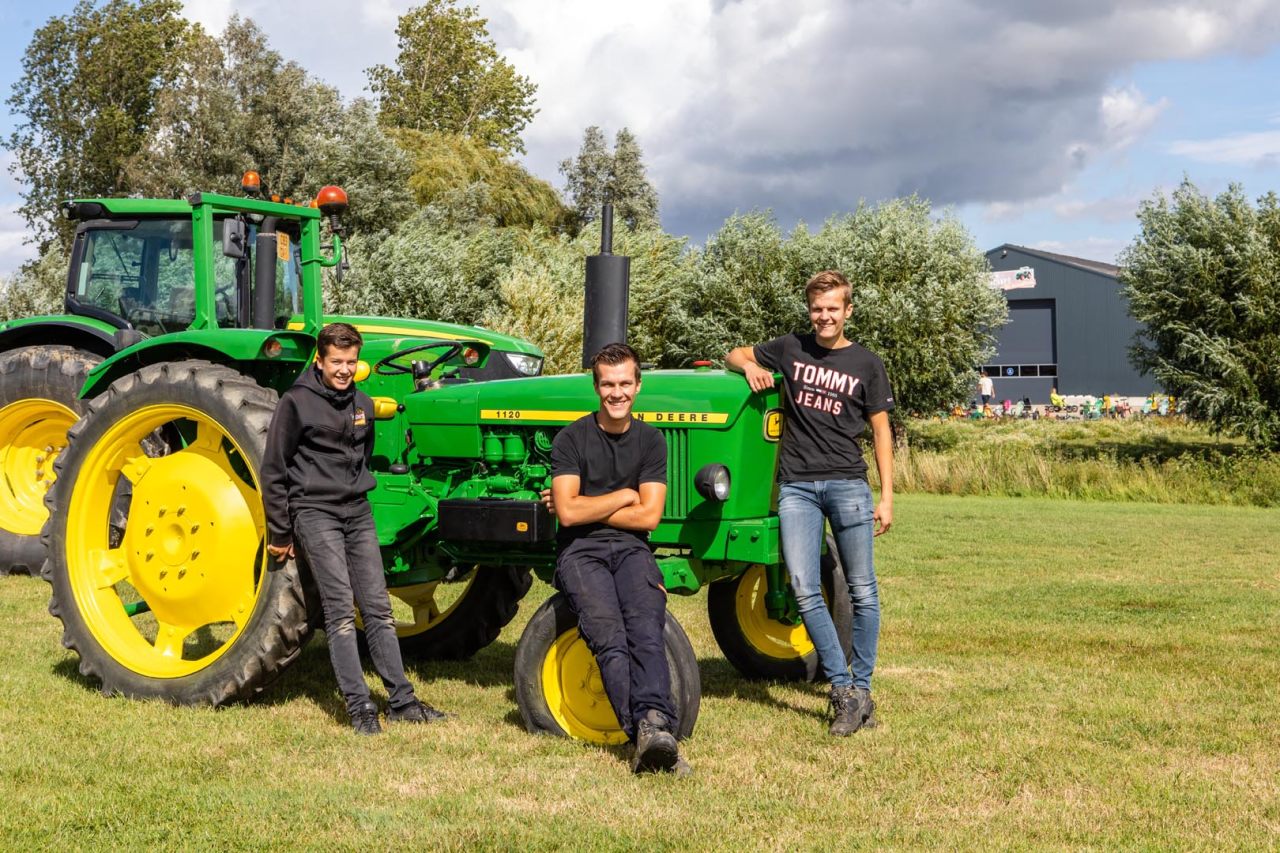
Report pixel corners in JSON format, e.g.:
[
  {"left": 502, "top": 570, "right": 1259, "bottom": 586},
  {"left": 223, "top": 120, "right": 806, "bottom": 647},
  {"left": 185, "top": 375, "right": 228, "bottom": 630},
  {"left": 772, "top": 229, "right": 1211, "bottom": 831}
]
[{"left": 661, "top": 428, "right": 689, "bottom": 518}]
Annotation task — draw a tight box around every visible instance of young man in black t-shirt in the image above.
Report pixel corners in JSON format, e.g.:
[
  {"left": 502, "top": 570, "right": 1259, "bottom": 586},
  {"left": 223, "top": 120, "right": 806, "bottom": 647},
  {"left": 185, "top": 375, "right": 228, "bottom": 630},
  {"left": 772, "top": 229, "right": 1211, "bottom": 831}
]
[
  {"left": 727, "top": 270, "right": 895, "bottom": 736},
  {"left": 549, "top": 343, "right": 688, "bottom": 775}
]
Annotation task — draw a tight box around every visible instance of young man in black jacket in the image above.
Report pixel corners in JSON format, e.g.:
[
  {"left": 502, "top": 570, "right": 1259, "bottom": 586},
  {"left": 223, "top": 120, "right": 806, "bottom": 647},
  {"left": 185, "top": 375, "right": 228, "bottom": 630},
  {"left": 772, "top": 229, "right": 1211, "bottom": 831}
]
[
  {"left": 550, "top": 343, "right": 689, "bottom": 775},
  {"left": 261, "top": 322, "right": 446, "bottom": 734}
]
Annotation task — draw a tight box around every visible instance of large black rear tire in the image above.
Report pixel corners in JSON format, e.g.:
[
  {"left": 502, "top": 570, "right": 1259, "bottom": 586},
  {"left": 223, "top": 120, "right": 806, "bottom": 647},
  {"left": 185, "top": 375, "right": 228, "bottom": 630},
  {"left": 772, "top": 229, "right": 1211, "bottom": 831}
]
[
  {"left": 513, "top": 593, "right": 700, "bottom": 744},
  {"left": 42, "top": 361, "right": 315, "bottom": 705},
  {"left": 707, "top": 534, "right": 853, "bottom": 681},
  {"left": 0, "top": 345, "right": 102, "bottom": 575},
  {"left": 378, "top": 564, "right": 533, "bottom": 660}
]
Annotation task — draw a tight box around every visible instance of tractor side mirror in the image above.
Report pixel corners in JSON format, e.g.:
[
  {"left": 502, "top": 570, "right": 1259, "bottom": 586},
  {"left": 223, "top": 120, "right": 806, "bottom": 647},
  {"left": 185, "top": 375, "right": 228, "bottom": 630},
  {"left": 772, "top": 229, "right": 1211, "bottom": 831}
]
[{"left": 222, "top": 219, "right": 247, "bottom": 259}]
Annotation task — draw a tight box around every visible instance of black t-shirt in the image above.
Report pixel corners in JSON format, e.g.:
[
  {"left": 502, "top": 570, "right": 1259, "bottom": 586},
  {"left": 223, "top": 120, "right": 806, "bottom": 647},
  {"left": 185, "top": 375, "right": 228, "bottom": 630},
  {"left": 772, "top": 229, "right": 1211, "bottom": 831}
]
[
  {"left": 550, "top": 413, "right": 667, "bottom": 546},
  {"left": 754, "top": 333, "right": 895, "bottom": 483}
]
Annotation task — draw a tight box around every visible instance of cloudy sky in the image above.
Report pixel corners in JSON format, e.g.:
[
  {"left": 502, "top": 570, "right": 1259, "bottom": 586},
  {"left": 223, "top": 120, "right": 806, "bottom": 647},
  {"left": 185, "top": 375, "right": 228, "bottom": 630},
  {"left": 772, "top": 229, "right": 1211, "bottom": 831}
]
[{"left": 3, "top": 0, "right": 1280, "bottom": 276}]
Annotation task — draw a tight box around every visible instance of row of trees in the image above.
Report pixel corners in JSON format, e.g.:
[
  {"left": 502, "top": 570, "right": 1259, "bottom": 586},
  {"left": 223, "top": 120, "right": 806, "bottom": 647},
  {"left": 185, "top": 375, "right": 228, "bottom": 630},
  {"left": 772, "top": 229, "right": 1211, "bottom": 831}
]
[{"left": 334, "top": 196, "right": 1007, "bottom": 417}]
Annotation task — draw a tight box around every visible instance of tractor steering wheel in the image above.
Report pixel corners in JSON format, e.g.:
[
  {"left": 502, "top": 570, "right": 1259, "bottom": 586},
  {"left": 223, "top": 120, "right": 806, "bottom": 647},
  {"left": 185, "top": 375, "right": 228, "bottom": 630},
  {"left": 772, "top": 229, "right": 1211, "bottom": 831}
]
[{"left": 374, "top": 341, "right": 464, "bottom": 377}]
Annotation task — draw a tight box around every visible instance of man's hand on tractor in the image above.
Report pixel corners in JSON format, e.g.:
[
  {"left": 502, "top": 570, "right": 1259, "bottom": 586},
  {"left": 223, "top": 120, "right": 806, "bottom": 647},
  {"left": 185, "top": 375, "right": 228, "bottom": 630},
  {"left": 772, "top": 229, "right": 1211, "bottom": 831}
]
[
  {"left": 267, "top": 542, "right": 295, "bottom": 563},
  {"left": 540, "top": 488, "right": 555, "bottom": 513},
  {"left": 742, "top": 362, "right": 777, "bottom": 393}
]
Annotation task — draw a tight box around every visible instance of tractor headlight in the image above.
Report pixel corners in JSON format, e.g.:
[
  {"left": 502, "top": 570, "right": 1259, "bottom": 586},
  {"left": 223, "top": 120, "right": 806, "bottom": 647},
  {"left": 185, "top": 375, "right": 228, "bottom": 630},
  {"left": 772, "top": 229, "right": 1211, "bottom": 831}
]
[
  {"left": 694, "top": 464, "right": 731, "bottom": 501},
  {"left": 504, "top": 352, "right": 543, "bottom": 376}
]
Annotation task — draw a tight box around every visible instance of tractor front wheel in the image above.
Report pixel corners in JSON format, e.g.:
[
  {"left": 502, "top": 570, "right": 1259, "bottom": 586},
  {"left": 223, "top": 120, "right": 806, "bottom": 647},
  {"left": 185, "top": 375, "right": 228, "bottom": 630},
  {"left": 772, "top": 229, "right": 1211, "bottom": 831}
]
[
  {"left": 707, "top": 535, "right": 853, "bottom": 681},
  {"left": 513, "top": 593, "right": 700, "bottom": 745},
  {"left": 42, "top": 361, "right": 315, "bottom": 705},
  {"left": 0, "top": 345, "right": 102, "bottom": 575}
]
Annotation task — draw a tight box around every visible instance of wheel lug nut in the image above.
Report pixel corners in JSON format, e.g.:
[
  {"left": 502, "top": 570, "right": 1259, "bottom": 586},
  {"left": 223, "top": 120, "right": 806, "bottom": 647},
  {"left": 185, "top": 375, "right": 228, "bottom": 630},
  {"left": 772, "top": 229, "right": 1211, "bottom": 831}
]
[
  {"left": 35, "top": 455, "right": 45, "bottom": 464},
  {"left": 158, "top": 508, "right": 166, "bottom": 517},
  {"left": 145, "top": 551, "right": 154, "bottom": 561},
  {"left": 159, "top": 569, "right": 167, "bottom": 579},
  {"left": 178, "top": 568, "right": 187, "bottom": 578},
  {"left": 35, "top": 471, "right": 44, "bottom": 481},
  {"left": 176, "top": 506, "right": 186, "bottom": 516},
  {"left": 191, "top": 550, "right": 199, "bottom": 560},
  {"left": 44, "top": 445, "right": 53, "bottom": 453},
  {"left": 190, "top": 524, "right": 199, "bottom": 533},
  {"left": 145, "top": 526, "right": 153, "bottom": 536}
]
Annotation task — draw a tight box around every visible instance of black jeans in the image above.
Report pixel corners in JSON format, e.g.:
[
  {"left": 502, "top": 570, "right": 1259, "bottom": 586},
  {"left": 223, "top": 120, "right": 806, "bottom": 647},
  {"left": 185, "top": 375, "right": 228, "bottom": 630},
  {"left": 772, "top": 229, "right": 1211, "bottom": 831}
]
[
  {"left": 294, "top": 504, "right": 416, "bottom": 716},
  {"left": 554, "top": 536, "right": 676, "bottom": 741}
]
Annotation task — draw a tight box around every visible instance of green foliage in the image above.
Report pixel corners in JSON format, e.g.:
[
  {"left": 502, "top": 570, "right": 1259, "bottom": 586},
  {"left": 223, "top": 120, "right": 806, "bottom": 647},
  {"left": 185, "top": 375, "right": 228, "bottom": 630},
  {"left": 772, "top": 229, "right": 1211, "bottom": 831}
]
[
  {"left": 669, "top": 201, "right": 1005, "bottom": 415},
  {"left": 396, "top": 129, "right": 566, "bottom": 229},
  {"left": 367, "top": 0, "right": 537, "bottom": 153},
  {"left": 5, "top": 0, "right": 192, "bottom": 249},
  {"left": 329, "top": 203, "right": 525, "bottom": 322},
  {"left": 0, "top": 248, "right": 67, "bottom": 322},
  {"left": 1120, "top": 179, "right": 1280, "bottom": 450},
  {"left": 559, "top": 126, "right": 660, "bottom": 232}
]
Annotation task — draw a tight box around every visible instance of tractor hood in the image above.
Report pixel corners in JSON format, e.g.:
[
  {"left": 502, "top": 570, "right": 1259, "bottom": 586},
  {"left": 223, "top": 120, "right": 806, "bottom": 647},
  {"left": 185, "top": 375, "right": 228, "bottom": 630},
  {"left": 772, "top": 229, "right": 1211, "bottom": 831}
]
[{"left": 402, "top": 369, "right": 780, "bottom": 459}]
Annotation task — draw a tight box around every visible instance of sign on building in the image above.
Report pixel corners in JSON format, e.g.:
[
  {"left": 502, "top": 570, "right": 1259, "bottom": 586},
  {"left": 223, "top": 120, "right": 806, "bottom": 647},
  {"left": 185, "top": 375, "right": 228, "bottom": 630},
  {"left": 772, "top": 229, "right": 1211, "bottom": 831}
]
[{"left": 988, "top": 266, "right": 1036, "bottom": 290}]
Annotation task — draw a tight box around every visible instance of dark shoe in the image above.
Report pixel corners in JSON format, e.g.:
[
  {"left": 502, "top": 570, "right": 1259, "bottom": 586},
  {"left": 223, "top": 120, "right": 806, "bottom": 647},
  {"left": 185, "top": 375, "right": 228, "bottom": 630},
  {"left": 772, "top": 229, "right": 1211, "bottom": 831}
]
[
  {"left": 351, "top": 701, "right": 383, "bottom": 736},
  {"left": 631, "top": 709, "right": 679, "bottom": 774},
  {"left": 829, "top": 686, "right": 875, "bottom": 736},
  {"left": 386, "top": 699, "right": 449, "bottom": 724}
]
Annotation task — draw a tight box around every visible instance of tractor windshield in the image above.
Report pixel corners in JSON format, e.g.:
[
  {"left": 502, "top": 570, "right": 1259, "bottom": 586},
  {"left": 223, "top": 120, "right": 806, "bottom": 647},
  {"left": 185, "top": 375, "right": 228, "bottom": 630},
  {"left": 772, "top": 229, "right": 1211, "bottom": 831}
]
[{"left": 73, "top": 218, "right": 303, "bottom": 334}]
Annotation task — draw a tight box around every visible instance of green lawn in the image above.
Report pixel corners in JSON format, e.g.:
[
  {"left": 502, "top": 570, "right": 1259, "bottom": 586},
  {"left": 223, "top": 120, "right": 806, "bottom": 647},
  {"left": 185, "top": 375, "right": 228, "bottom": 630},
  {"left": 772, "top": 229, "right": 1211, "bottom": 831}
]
[{"left": 2, "top": 495, "right": 1278, "bottom": 849}]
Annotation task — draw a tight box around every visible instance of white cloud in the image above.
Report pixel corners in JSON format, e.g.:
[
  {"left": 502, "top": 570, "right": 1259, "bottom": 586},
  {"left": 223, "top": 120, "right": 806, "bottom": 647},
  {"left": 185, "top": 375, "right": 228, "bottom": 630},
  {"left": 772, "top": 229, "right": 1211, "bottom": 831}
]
[
  {"left": 1052, "top": 194, "right": 1143, "bottom": 223},
  {"left": 0, "top": 201, "right": 36, "bottom": 278},
  {"left": 1168, "top": 129, "right": 1280, "bottom": 166},
  {"left": 1100, "top": 86, "right": 1168, "bottom": 151}
]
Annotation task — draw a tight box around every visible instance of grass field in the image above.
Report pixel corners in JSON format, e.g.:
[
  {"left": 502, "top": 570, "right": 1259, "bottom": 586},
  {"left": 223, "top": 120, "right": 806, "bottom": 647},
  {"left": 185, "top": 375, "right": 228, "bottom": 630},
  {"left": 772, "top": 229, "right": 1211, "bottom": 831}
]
[{"left": 2, "top": 494, "right": 1278, "bottom": 849}]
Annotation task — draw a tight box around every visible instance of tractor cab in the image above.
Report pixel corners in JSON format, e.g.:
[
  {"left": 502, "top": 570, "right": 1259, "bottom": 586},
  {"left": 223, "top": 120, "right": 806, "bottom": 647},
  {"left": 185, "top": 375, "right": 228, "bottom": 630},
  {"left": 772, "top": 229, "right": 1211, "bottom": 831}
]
[{"left": 60, "top": 174, "right": 333, "bottom": 342}]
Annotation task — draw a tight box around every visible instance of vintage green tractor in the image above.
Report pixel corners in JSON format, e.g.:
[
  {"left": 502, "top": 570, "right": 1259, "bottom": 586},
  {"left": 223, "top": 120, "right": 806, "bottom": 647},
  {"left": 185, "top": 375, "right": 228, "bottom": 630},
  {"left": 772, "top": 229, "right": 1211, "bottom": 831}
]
[
  {"left": 0, "top": 179, "right": 544, "bottom": 577},
  {"left": 36, "top": 193, "right": 851, "bottom": 744}
]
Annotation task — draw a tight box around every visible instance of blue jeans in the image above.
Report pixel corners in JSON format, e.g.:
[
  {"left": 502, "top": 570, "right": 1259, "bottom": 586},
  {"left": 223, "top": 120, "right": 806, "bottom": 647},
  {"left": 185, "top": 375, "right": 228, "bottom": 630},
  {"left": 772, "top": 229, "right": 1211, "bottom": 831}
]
[{"left": 778, "top": 479, "right": 880, "bottom": 690}]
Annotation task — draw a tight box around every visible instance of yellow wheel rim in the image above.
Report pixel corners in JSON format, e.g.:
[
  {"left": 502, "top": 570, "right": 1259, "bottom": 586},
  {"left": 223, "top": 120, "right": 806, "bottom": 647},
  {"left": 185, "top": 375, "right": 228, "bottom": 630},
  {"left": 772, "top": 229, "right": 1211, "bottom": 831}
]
[
  {"left": 376, "top": 572, "right": 476, "bottom": 638},
  {"left": 541, "top": 627, "right": 628, "bottom": 745},
  {"left": 0, "top": 399, "right": 77, "bottom": 535},
  {"left": 734, "top": 564, "right": 816, "bottom": 660},
  {"left": 65, "top": 404, "right": 267, "bottom": 678}
]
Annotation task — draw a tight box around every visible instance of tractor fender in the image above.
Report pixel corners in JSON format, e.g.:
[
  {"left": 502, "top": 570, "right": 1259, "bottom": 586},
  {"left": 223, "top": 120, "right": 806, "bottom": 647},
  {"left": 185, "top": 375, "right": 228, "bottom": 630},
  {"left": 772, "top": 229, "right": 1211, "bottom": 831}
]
[
  {"left": 0, "top": 318, "right": 118, "bottom": 361},
  {"left": 79, "top": 329, "right": 316, "bottom": 399}
]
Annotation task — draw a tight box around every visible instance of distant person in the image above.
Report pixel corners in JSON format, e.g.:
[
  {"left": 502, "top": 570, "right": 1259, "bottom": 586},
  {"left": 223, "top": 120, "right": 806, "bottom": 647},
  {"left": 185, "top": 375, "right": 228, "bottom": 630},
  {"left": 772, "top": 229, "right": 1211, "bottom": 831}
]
[
  {"left": 727, "top": 269, "right": 895, "bottom": 737},
  {"left": 978, "top": 371, "right": 994, "bottom": 407},
  {"left": 1049, "top": 387, "right": 1064, "bottom": 409},
  {"left": 261, "top": 322, "right": 447, "bottom": 734}
]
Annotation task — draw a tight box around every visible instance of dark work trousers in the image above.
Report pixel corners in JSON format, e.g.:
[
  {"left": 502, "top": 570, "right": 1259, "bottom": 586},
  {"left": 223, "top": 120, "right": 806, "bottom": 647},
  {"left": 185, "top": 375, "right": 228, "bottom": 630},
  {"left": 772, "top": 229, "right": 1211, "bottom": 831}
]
[
  {"left": 554, "top": 536, "right": 676, "bottom": 742},
  {"left": 293, "top": 504, "right": 416, "bottom": 716}
]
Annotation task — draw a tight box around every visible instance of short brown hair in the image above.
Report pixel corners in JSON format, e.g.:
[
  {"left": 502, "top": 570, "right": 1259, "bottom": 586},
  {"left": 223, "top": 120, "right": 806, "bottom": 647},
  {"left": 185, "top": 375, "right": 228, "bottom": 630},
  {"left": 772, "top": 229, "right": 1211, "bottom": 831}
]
[
  {"left": 317, "top": 322, "right": 363, "bottom": 357},
  {"left": 590, "top": 342, "right": 641, "bottom": 384},
  {"left": 804, "top": 270, "right": 852, "bottom": 307}
]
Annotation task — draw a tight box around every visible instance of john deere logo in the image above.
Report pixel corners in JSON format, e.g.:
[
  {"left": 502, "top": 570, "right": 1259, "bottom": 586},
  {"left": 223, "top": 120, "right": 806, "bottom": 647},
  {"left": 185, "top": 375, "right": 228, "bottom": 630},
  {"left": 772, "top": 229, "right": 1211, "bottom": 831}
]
[
  {"left": 764, "top": 409, "right": 784, "bottom": 441},
  {"left": 516, "top": 521, "right": 528, "bottom": 532}
]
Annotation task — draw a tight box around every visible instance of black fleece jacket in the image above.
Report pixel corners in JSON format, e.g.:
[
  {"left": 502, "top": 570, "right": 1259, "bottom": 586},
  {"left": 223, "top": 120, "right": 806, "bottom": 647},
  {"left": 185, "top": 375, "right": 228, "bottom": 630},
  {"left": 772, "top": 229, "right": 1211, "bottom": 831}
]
[{"left": 261, "top": 366, "right": 377, "bottom": 547}]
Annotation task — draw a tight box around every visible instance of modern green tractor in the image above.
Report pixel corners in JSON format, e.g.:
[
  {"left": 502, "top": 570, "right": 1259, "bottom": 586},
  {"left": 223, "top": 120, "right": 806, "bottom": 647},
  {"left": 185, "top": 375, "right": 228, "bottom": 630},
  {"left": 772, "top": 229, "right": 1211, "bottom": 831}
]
[{"left": 34, "top": 192, "right": 851, "bottom": 744}]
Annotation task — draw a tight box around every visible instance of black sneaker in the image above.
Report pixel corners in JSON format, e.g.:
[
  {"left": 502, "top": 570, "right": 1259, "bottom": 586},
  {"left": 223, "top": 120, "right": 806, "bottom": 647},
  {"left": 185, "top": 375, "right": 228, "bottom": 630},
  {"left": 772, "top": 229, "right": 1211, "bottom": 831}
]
[
  {"left": 386, "top": 699, "right": 449, "bottom": 724},
  {"left": 631, "top": 709, "right": 679, "bottom": 774},
  {"left": 351, "top": 701, "right": 383, "bottom": 736},
  {"left": 829, "top": 686, "right": 875, "bottom": 736}
]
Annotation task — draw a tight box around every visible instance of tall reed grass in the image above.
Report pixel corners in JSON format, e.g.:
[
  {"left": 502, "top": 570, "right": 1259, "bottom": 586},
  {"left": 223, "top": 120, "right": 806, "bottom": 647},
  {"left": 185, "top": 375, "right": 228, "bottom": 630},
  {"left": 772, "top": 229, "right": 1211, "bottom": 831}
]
[{"left": 873, "top": 417, "right": 1280, "bottom": 506}]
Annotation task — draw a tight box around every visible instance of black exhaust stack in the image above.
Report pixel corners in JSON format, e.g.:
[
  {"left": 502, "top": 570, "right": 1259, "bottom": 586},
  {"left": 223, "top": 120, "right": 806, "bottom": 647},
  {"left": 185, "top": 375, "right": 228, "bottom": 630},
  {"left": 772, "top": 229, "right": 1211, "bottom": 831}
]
[
  {"left": 582, "top": 203, "right": 630, "bottom": 368},
  {"left": 252, "top": 216, "right": 278, "bottom": 330}
]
